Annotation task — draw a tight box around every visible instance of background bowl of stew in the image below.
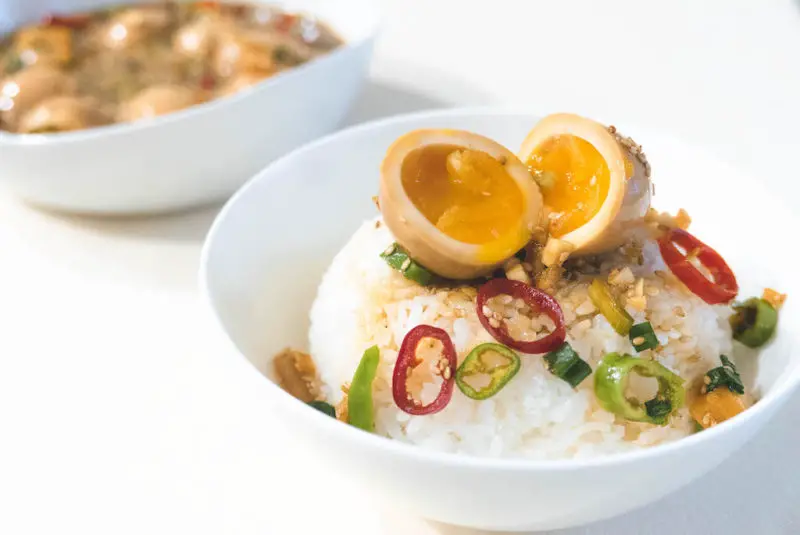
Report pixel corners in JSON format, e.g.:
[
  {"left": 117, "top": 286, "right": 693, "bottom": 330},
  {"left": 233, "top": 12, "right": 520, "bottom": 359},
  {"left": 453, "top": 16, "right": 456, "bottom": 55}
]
[{"left": 0, "top": 0, "right": 378, "bottom": 214}]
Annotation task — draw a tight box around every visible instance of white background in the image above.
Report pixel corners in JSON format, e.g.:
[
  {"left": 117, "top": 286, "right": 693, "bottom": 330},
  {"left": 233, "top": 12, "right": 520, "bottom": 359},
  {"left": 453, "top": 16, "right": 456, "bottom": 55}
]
[{"left": 1, "top": 0, "right": 799, "bottom": 533}]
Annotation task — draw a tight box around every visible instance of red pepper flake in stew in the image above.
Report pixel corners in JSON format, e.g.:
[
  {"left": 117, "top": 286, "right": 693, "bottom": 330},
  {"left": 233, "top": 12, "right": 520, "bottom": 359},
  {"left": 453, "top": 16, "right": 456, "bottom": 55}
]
[
  {"left": 392, "top": 325, "right": 457, "bottom": 416},
  {"left": 477, "top": 279, "right": 566, "bottom": 354},
  {"left": 657, "top": 228, "right": 738, "bottom": 305},
  {"left": 42, "top": 13, "right": 91, "bottom": 28},
  {"left": 275, "top": 13, "right": 297, "bottom": 33}
]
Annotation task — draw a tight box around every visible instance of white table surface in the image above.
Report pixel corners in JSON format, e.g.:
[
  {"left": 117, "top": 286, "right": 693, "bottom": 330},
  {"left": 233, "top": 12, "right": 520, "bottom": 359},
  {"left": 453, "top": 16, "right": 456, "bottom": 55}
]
[{"left": 2, "top": 1, "right": 799, "bottom": 533}]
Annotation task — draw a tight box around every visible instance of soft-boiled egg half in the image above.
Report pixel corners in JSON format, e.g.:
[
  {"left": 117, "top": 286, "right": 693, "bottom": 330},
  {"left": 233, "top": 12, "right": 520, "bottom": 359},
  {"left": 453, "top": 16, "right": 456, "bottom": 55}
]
[
  {"left": 519, "top": 113, "right": 652, "bottom": 257},
  {"left": 379, "top": 129, "right": 543, "bottom": 280}
]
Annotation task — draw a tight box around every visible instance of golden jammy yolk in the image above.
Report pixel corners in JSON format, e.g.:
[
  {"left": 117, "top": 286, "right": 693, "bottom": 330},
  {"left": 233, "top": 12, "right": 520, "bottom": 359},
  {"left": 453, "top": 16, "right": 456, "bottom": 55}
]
[
  {"left": 401, "top": 145, "right": 525, "bottom": 250},
  {"left": 526, "top": 135, "right": 611, "bottom": 238}
]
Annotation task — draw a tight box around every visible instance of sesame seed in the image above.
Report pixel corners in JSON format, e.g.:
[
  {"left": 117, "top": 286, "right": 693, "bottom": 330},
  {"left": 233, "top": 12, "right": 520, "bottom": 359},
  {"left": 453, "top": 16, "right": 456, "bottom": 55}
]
[
  {"left": 443, "top": 367, "right": 452, "bottom": 380},
  {"left": 488, "top": 317, "right": 500, "bottom": 328},
  {"left": 482, "top": 305, "right": 492, "bottom": 316},
  {"left": 703, "top": 376, "right": 711, "bottom": 385},
  {"left": 400, "top": 258, "right": 411, "bottom": 271},
  {"left": 382, "top": 244, "right": 395, "bottom": 256},
  {"left": 632, "top": 336, "right": 645, "bottom": 345}
]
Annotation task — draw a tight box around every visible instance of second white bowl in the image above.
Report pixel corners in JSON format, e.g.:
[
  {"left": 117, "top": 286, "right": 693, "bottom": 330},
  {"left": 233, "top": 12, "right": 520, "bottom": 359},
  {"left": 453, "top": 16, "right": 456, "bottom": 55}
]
[{"left": 0, "top": 0, "right": 378, "bottom": 214}]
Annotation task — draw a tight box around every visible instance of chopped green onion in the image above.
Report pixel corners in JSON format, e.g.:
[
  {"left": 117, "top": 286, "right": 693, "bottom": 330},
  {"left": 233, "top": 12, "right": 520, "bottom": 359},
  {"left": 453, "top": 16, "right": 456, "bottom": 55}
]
[
  {"left": 347, "top": 345, "right": 380, "bottom": 432},
  {"left": 308, "top": 400, "right": 336, "bottom": 418},
  {"left": 705, "top": 355, "right": 744, "bottom": 395},
  {"left": 455, "top": 343, "right": 521, "bottom": 400},
  {"left": 543, "top": 342, "right": 592, "bottom": 388},
  {"left": 589, "top": 279, "right": 634, "bottom": 335},
  {"left": 729, "top": 297, "right": 778, "bottom": 348},
  {"left": 629, "top": 322, "right": 658, "bottom": 352},
  {"left": 381, "top": 243, "right": 435, "bottom": 286},
  {"left": 693, "top": 420, "right": 704, "bottom": 433},
  {"left": 594, "top": 353, "right": 685, "bottom": 425},
  {"left": 644, "top": 398, "right": 672, "bottom": 420}
]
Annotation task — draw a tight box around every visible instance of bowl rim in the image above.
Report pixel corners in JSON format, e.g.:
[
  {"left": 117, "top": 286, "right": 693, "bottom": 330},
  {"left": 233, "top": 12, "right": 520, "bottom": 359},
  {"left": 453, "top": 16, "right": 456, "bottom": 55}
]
[
  {"left": 0, "top": 0, "right": 380, "bottom": 147},
  {"left": 199, "top": 106, "right": 800, "bottom": 471}
]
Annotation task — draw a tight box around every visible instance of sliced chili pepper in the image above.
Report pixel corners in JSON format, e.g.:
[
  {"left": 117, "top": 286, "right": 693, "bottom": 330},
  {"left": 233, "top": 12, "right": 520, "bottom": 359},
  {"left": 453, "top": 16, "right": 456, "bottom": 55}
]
[
  {"left": 730, "top": 297, "right": 778, "bottom": 348},
  {"left": 392, "top": 325, "right": 457, "bottom": 415},
  {"left": 588, "top": 278, "right": 633, "bottom": 335},
  {"left": 476, "top": 279, "right": 566, "bottom": 354},
  {"left": 41, "top": 13, "right": 91, "bottom": 28},
  {"left": 658, "top": 228, "right": 738, "bottom": 305},
  {"left": 348, "top": 345, "right": 380, "bottom": 431},
  {"left": 455, "top": 343, "right": 520, "bottom": 400},
  {"left": 594, "top": 353, "right": 685, "bottom": 425}
]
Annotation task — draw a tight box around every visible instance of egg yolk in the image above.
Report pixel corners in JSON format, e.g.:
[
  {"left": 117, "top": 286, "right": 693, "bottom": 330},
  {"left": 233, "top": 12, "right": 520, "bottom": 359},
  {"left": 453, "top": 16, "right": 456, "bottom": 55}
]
[
  {"left": 526, "top": 135, "right": 610, "bottom": 238},
  {"left": 401, "top": 144, "right": 524, "bottom": 247}
]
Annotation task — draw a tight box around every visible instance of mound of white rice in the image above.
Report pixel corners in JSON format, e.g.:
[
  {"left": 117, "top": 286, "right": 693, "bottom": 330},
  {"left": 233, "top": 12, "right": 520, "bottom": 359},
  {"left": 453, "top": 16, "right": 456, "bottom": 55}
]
[{"left": 309, "top": 218, "right": 735, "bottom": 459}]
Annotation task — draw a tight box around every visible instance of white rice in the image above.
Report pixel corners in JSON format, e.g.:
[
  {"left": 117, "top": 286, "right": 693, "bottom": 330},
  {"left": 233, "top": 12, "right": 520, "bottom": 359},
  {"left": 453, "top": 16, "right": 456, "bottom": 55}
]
[{"left": 309, "top": 218, "right": 735, "bottom": 459}]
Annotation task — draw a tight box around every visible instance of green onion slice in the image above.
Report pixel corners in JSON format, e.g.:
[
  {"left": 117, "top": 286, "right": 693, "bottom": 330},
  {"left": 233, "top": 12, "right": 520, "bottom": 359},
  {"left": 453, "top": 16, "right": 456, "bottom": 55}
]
[
  {"left": 308, "top": 400, "right": 336, "bottom": 418},
  {"left": 381, "top": 243, "right": 435, "bottom": 286},
  {"left": 594, "top": 353, "right": 685, "bottom": 425},
  {"left": 629, "top": 322, "right": 658, "bottom": 352},
  {"left": 543, "top": 342, "right": 592, "bottom": 388},
  {"left": 705, "top": 355, "right": 744, "bottom": 395},
  {"left": 347, "top": 345, "right": 380, "bottom": 432},
  {"left": 589, "top": 279, "right": 634, "bottom": 335},
  {"left": 729, "top": 297, "right": 778, "bottom": 348},
  {"left": 455, "top": 343, "right": 521, "bottom": 400}
]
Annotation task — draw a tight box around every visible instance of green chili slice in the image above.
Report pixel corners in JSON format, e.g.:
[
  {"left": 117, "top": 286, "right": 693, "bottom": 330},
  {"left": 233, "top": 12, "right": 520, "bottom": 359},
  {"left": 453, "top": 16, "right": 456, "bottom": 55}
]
[
  {"left": 589, "top": 279, "right": 634, "bottom": 335},
  {"left": 381, "top": 243, "right": 435, "bottom": 286},
  {"left": 729, "top": 297, "right": 778, "bottom": 348},
  {"left": 705, "top": 355, "right": 744, "bottom": 395},
  {"left": 543, "top": 342, "right": 592, "bottom": 388},
  {"left": 629, "top": 322, "right": 658, "bottom": 352},
  {"left": 594, "top": 353, "right": 685, "bottom": 425},
  {"left": 308, "top": 400, "right": 336, "bottom": 418},
  {"left": 455, "top": 343, "right": 520, "bottom": 400},
  {"left": 347, "top": 345, "right": 380, "bottom": 432}
]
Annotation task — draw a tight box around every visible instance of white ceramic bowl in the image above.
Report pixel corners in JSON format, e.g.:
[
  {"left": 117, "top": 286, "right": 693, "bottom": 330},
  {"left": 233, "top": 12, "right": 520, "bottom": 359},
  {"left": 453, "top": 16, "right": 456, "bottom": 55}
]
[
  {"left": 200, "top": 109, "right": 800, "bottom": 532},
  {"left": 0, "top": 0, "right": 378, "bottom": 214}
]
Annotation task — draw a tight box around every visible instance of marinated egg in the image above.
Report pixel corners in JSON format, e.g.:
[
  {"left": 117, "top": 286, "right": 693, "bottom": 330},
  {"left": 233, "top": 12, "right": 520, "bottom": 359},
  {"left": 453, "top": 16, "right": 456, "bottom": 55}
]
[
  {"left": 519, "top": 113, "right": 652, "bottom": 258},
  {"left": 379, "top": 129, "right": 543, "bottom": 280}
]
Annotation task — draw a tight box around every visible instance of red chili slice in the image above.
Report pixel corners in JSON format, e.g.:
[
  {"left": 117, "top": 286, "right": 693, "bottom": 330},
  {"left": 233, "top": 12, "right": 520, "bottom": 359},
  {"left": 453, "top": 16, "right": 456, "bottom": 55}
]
[
  {"left": 477, "top": 279, "right": 566, "bottom": 354},
  {"left": 658, "top": 228, "right": 738, "bottom": 305},
  {"left": 42, "top": 13, "right": 91, "bottom": 28},
  {"left": 392, "top": 325, "right": 457, "bottom": 416}
]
